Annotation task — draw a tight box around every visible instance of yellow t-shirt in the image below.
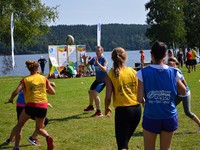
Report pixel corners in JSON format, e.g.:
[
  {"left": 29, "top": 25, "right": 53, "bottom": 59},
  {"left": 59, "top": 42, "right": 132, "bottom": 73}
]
[
  {"left": 23, "top": 74, "right": 47, "bottom": 104},
  {"left": 107, "top": 67, "right": 140, "bottom": 108},
  {"left": 192, "top": 50, "right": 197, "bottom": 59}
]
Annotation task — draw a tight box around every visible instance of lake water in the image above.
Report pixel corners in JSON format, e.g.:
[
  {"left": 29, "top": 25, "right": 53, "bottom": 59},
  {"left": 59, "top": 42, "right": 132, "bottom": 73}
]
[{"left": 0, "top": 50, "right": 151, "bottom": 77}]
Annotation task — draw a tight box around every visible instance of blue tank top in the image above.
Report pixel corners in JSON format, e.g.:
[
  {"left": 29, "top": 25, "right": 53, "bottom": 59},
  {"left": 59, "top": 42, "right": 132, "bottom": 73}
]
[
  {"left": 142, "top": 66, "right": 178, "bottom": 119},
  {"left": 89, "top": 55, "right": 108, "bottom": 82},
  {"left": 16, "top": 90, "right": 26, "bottom": 106}
]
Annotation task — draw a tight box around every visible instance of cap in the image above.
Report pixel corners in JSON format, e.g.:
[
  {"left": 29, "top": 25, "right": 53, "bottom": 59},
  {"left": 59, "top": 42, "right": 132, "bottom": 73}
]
[{"left": 40, "top": 56, "right": 44, "bottom": 59}]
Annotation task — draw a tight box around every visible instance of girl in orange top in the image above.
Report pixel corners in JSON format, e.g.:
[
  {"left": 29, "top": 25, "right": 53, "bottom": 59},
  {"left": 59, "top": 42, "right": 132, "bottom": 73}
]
[{"left": 7, "top": 60, "right": 55, "bottom": 150}]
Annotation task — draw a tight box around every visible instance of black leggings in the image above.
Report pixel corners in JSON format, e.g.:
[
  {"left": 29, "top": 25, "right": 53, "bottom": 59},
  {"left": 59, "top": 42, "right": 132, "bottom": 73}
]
[{"left": 115, "top": 105, "right": 141, "bottom": 150}]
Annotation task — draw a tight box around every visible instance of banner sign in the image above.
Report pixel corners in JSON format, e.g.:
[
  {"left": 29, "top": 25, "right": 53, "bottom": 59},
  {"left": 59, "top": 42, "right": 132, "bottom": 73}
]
[{"left": 48, "top": 45, "right": 86, "bottom": 75}]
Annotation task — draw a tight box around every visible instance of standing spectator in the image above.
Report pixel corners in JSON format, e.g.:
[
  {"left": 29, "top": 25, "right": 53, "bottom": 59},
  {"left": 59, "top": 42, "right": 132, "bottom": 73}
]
[
  {"left": 186, "top": 48, "right": 192, "bottom": 73},
  {"left": 38, "top": 56, "right": 47, "bottom": 74},
  {"left": 104, "top": 47, "right": 141, "bottom": 149},
  {"left": 6, "top": 60, "right": 55, "bottom": 150},
  {"left": 191, "top": 47, "right": 200, "bottom": 71},
  {"left": 139, "top": 50, "right": 145, "bottom": 68},
  {"left": 82, "top": 46, "right": 108, "bottom": 117},
  {"left": 168, "top": 57, "right": 200, "bottom": 133},
  {"left": 177, "top": 48, "right": 184, "bottom": 67},
  {"left": 168, "top": 49, "right": 173, "bottom": 58},
  {"left": 136, "top": 41, "right": 186, "bottom": 150}
]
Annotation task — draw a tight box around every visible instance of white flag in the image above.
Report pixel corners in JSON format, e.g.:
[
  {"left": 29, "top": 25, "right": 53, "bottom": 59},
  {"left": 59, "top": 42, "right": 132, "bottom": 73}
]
[
  {"left": 97, "top": 17, "right": 101, "bottom": 46},
  {"left": 11, "top": 12, "right": 15, "bottom": 70}
]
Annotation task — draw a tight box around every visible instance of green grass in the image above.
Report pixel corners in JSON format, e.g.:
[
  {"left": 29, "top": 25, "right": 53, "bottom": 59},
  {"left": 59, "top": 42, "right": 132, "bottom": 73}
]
[{"left": 0, "top": 65, "right": 200, "bottom": 150}]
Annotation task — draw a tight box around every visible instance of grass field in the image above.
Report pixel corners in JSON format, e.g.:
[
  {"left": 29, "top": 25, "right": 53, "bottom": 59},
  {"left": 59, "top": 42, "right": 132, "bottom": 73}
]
[{"left": 0, "top": 65, "right": 200, "bottom": 150}]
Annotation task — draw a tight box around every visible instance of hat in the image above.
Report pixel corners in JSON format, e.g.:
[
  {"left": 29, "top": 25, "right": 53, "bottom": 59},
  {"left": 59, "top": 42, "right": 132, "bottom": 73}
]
[
  {"left": 139, "top": 50, "right": 143, "bottom": 53},
  {"left": 168, "top": 57, "right": 179, "bottom": 65},
  {"left": 40, "top": 56, "right": 44, "bottom": 59}
]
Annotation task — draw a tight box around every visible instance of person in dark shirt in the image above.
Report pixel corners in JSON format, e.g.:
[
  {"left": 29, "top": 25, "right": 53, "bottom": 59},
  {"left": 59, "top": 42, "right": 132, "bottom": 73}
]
[{"left": 38, "top": 56, "right": 47, "bottom": 74}]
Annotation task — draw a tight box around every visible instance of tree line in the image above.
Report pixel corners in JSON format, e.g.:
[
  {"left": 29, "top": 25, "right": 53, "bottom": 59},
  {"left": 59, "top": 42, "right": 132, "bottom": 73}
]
[
  {"left": 0, "top": 24, "right": 151, "bottom": 55},
  {"left": 1, "top": 0, "right": 200, "bottom": 54}
]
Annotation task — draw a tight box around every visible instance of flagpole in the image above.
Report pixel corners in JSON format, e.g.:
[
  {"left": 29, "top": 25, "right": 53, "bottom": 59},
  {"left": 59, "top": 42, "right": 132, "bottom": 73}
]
[
  {"left": 97, "top": 17, "right": 101, "bottom": 46},
  {"left": 11, "top": 12, "right": 15, "bottom": 70}
]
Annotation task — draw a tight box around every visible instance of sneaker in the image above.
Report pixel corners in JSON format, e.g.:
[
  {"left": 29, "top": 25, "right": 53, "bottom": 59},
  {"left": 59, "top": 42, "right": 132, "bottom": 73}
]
[
  {"left": 91, "top": 112, "right": 103, "bottom": 117},
  {"left": 13, "top": 147, "right": 20, "bottom": 150},
  {"left": 198, "top": 127, "right": 200, "bottom": 134},
  {"left": 84, "top": 105, "right": 95, "bottom": 111},
  {"left": 4, "top": 139, "right": 10, "bottom": 145},
  {"left": 27, "top": 137, "right": 40, "bottom": 146},
  {"left": 46, "top": 136, "right": 54, "bottom": 150}
]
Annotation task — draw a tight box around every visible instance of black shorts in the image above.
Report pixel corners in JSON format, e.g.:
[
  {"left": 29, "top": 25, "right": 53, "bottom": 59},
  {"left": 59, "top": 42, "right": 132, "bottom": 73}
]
[
  {"left": 186, "top": 60, "right": 192, "bottom": 66},
  {"left": 17, "top": 106, "right": 35, "bottom": 120},
  {"left": 16, "top": 106, "right": 24, "bottom": 120},
  {"left": 191, "top": 59, "right": 197, "bottom": 65},
  {"left": 90, "top": 80, "right": 105, "bottom": 93},
  {"left": 25, "top": 106, "right": 47, "bottom": 118}
]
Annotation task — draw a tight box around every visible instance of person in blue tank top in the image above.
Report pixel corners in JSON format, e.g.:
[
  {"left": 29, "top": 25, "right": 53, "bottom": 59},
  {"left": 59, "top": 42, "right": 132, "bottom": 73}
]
[
  {"left": 136, "top": 41, "right": 186, "bottom": 150},
  {"left": 82, "top": 46, "right": 108, "bottom": 117},
  {"left": 168, "top": 57, "right": 200, "bottom": 133}
]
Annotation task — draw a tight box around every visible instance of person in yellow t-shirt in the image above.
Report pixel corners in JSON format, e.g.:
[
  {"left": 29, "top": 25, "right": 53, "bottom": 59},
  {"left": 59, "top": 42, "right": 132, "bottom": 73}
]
[
  {"left": 191, "top": 47, "right": 200, "bottom": 71},
  {"left": 104, "top": 47, "right": 141, "bottom": 150},
  {"left": 6, "top": 60, "right": 55, "bottom": 150}
]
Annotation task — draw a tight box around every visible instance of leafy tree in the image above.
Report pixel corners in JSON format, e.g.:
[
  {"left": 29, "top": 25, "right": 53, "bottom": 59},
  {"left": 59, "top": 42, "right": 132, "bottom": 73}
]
[
  {"left": 184, "top": 0, "right": 200, "bottom": 48},
  {"left": 0, "top": 0, "right": 58, "bottom": 54},
  {"left": 145, "top": 0, "right": 186, "bottom": 49},
  {"left": 0, "top": 0, "right": 58, "bottom": 74}
]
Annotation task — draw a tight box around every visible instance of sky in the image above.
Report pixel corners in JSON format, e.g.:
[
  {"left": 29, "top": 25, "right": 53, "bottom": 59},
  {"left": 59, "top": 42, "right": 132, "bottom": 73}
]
[{"left": 41, "top": 0, "right": 149, "bottom": 26}]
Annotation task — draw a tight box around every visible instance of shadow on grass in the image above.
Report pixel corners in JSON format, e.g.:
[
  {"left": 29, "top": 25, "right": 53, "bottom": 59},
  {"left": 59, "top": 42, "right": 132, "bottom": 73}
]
[
  {"left": 0, "top": 143, "right": 30, "bottom": 150},
  {"left": 49, "top": 112, "right": 91, "bottom": 123},
  {"left": 133, "top": 131, "right": 143, "bottom": 137},
  {"left": 174, "top": 131, "right": 197, "bottom": 135},
  {"left": 130, "top": 131, "right": 197, "bottom": 138}
]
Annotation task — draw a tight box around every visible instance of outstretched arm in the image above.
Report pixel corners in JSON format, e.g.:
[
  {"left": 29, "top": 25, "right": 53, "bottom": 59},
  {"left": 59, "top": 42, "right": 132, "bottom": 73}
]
[{"left": 5, "top": 82, "right": 24, "bottom": 104}]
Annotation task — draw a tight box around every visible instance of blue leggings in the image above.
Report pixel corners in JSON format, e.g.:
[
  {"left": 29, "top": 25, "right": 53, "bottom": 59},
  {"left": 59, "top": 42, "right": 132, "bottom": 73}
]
[{"left": 175, "top": 95, "right": 194, "bottom": 118}]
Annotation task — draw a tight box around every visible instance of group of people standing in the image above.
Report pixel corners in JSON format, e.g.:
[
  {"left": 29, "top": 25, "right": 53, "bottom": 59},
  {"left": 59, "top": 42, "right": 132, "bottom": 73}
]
[
  {"left": 3, "top": 43, "right": 200, "bottom": 150},
  {"left": 169, "top": 47, "right": 200, "bottom": 73}
]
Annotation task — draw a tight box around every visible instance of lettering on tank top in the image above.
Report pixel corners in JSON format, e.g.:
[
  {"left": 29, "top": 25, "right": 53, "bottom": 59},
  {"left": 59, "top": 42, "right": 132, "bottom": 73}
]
[
  {"left": 147, "top": 90, "right": 171, "bottom": 104},
  {"left": 29, "top": 83, "right": 45, "bottom": 93},
  {"left": 118, "top": 81, "right": 137, "bottom": 96}
]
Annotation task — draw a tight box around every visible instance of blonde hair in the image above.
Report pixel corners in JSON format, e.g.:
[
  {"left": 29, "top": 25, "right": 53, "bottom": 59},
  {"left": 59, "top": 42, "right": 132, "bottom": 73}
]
[
  {"left": 111, "top": 47, "right": 127, "bottom": 77},
  {"left": 25, "top": 60, "right": 39, "bottom": 73}
]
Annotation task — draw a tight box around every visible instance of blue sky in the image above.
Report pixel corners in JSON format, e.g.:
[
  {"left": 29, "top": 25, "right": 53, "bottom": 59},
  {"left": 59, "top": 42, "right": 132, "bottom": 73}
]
[{"left": 41, "top": 0, "right": 148, "bottom": 25}]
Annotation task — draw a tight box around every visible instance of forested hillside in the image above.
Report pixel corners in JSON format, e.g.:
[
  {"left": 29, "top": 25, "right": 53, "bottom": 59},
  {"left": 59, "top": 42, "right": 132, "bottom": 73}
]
[{"left": 8, "top": 24, "right": 151, "bottom": 54}]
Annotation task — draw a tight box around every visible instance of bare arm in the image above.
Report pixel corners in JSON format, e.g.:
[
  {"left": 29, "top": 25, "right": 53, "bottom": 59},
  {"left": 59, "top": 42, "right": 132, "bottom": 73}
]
[
  {"left": 177, "top": 80, "right": 186, "bottom": 96},
  {"left": 137, "top": 79, "right": 145, "bottom": 103},
  {"left": 104, "top": 75, "right": 113, "bottom": 117},
  {"left": 96, "top": 58, "right": 107, "bottom": 72},
  {"left": 5, "top": 82, "right": 24, "bottom": 104},
  {"left": 82, "top": 54, "right": 89, "bottom": 67},
  {"left": 46, "top": 80, "right": 56, "bottom": 95}
]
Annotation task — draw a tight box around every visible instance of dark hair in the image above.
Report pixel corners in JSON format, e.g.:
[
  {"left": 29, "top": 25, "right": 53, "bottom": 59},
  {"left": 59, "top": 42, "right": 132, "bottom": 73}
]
[
  {"left": 25, "top": 60, "right": 39, "bottom": 72},
  {"left": 111, "top": 47, "right": 127, "bottom": 77},
  {"left": 168, "top": 57, "right": 179, "bottom": 65},
  {"left": 151, "top": 41, "right": 167, "bottom": 62}
]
